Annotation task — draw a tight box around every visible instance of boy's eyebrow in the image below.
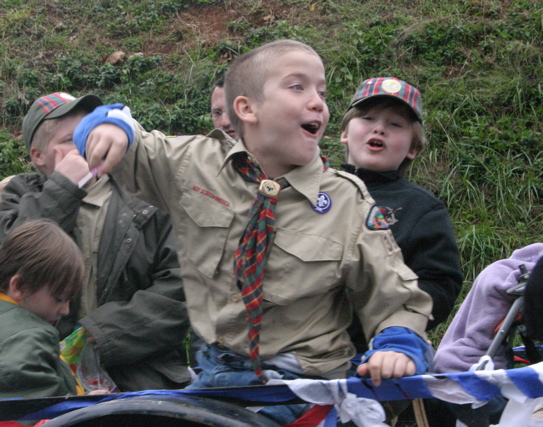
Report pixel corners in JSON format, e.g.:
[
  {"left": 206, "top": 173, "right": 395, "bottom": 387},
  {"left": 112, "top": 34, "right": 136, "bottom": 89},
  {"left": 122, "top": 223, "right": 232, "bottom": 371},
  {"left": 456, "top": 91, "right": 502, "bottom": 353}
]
[
  {"left": 55, "top": 130, "right": 74, "bottom": 141},
  {"left": 282, "top": 72, "right": 326, "bottom": 85}
]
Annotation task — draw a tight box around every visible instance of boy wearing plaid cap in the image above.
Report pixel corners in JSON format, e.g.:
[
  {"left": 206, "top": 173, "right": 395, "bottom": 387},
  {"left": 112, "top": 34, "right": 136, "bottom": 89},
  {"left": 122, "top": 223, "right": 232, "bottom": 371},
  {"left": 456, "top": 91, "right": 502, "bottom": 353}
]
[
  {"left": 341, "top": 77, "right": 462, "bottom": 336},
  {"left": 74, "top": 41, "right": 433, "bottom": 425},
  {"left": 341, "top": 77, "right": 463, "bottom": 421}
]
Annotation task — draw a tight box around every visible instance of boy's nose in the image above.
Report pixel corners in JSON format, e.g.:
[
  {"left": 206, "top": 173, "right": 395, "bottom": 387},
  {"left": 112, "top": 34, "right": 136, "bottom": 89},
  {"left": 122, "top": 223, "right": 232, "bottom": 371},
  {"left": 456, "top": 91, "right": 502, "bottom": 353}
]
[
  {"left": 220, "top": 114, "right": 231, "bottom": 129},
  {"left": 59, "top": 301, "right": 70, "bottom": 316},
  {"left": 373, "top": 121, "right": 386, "bottom": 134},
  {"left": 308, "top": 91, "right": 325, "bottom": 111}
]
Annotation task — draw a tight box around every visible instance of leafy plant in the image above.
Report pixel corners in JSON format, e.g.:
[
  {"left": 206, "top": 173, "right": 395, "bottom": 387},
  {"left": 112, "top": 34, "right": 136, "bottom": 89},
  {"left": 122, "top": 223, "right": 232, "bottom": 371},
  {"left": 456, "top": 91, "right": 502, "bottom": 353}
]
[{"left": 0, "top": 129, "right": 30, "bottom": 178}]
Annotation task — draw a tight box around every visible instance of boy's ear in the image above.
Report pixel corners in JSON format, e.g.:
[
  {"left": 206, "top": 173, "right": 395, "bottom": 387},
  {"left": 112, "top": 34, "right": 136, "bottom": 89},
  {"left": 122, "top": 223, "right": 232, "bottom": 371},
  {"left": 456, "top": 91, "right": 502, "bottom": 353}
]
[
  {"left": 340, "top": 130, "right": 348, "bottom": 144},
  {"left": 7, "top": 275, "right": 25, "bottom": 302},
  {"left": 233, "top": 96, "right": 258, "bottom": 125},
  {"left": 406, "top": 146, "right": 420, "bottom": 160},
  {"left": 30, "top": 147, "right": 45, "bottom": 168}
]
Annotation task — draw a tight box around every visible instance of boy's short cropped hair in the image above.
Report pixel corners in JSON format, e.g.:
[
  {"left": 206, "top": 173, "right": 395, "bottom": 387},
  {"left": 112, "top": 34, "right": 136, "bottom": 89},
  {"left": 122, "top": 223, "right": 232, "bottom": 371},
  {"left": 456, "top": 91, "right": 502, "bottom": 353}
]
[
  {"left": 0, "top": 219, "right": 84, "bottom": 300},
  {"left": 341, "top": 77, "right": 428, "bottom": 171},
  {"left": 23, "top": 92, "right": 102, "bottom": 152},
  {"left": 224, "top": 39, "right": 319, "bottom": 138}
]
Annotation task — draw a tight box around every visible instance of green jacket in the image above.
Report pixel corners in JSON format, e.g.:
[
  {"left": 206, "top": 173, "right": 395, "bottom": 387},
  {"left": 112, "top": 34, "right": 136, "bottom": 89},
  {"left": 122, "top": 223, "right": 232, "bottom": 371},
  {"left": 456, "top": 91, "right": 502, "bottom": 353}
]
[
  {"left": 0, "top": 172, "right": 191, "bottom": 391},
  {"left": 0, "top": 300, "right": 77, "bottom": 399}
]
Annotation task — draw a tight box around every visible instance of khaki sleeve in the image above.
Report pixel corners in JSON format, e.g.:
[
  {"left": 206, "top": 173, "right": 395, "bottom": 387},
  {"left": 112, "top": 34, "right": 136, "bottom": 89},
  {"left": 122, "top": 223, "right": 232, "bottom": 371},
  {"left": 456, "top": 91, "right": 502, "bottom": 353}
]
[
  {"left": 348, "top": 203, "right": 433, "bottom": 343},
  {"left": 112, "top": 122, "right": 197, "bottom": 213}
]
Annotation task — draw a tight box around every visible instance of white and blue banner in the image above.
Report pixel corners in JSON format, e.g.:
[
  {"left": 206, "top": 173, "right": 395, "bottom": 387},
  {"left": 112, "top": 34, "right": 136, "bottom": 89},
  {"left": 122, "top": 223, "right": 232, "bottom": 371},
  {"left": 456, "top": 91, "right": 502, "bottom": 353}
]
[{"left": 4, "top": 362, "right": 543, "bottom": 426}]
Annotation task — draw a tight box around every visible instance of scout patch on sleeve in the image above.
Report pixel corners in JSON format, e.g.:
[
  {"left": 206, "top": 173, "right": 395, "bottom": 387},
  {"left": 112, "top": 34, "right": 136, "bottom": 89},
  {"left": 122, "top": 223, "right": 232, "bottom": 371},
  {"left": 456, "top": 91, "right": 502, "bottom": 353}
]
[
  {"left": 366, "top": 205, "right": 390, "bottom": 230},
  {"left": 381, "top": 230, "right": 401, "bottom": 256}
]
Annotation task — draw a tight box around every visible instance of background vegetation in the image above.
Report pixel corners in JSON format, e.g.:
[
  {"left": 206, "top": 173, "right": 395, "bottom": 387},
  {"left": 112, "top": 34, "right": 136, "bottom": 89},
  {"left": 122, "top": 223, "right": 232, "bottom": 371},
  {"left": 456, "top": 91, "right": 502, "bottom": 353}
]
[{"left": 1, "top": 0, "right": 542, "bottom": 344}]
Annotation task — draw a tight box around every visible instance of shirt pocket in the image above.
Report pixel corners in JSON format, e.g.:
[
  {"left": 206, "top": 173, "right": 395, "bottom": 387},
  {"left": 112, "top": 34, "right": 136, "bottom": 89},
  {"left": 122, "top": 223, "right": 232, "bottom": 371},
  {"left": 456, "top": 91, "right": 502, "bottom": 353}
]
[
  {"left": 179, "top": 188, "right": 234, "bottom": 278},
  {"left": 395, "top": 262, "right": 424, "bottom": 313},
  {"left": 264, "top": 227, "right": 344, "bottom": 305}
]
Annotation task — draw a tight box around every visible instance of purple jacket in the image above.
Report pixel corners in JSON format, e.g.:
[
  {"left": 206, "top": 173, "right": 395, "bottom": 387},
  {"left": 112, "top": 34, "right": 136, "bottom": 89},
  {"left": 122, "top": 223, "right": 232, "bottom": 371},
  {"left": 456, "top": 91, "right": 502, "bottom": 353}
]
[{"left": 433, "top": 243, "right": 543, "bottom": 373}]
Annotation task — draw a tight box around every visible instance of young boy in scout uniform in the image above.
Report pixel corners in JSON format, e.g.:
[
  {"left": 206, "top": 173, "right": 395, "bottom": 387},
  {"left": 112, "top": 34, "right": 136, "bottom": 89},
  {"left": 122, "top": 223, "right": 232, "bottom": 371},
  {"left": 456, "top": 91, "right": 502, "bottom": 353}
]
[{"left": 73, "top": 40, "right": 432, "bottom": 424}]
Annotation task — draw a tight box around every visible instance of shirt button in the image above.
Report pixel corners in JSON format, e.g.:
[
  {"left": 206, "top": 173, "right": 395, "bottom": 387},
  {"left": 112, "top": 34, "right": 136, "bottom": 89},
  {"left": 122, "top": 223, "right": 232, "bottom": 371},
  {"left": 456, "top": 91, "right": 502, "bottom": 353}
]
[
  {"left": 217, "top": 336, "right": 225, "bottom": 344},
  {"left": 231, "top": 294, "right": 240, "bottom": 302}
]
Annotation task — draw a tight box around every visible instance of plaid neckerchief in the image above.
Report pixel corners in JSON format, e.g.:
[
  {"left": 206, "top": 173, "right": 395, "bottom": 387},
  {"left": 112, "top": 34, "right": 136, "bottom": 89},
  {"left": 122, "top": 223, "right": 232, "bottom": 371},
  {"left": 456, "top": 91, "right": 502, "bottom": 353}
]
[{"left": 232, "top": 153, "right": 329, "bottom": 382}]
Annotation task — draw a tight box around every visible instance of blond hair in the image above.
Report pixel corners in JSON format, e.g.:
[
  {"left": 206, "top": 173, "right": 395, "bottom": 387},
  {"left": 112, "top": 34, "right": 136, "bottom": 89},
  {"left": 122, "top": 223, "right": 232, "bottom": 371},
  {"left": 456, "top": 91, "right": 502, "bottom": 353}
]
[
  {"left": 32, "top": 119, "right": 59, "bottom": 151},
  {"left": 30, "top": 108, "right": 89, "bottom": 174},
  {"left": 224, "top": 39, "right": 320, "bottom": 138}
]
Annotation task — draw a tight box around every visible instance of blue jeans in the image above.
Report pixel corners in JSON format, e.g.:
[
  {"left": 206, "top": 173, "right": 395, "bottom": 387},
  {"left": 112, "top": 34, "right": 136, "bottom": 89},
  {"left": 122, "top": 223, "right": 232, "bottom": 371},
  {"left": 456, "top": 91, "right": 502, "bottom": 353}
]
[{"left": 187, "top": 344, "right": 311, "bottom": 425}]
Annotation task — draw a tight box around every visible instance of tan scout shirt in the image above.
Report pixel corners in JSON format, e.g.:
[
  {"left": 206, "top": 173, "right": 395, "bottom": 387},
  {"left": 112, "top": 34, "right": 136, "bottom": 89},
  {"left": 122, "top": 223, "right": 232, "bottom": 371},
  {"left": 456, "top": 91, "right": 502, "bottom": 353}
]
[
  {"left": 114, "top": 125, "right": 432, "bottom": 377},
  {"left": 77, "top": 175, "right": 112, "bottom": 317}
]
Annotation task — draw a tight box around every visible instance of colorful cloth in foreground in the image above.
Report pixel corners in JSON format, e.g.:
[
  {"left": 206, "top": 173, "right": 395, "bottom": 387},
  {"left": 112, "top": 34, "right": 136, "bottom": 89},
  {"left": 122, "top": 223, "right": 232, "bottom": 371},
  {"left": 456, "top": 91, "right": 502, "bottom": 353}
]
[
  {"left": 10, "top": 363, "right": 543, "bottom": 426},
  {"left": 60, "top": 326, "right": 118, "bottom": 393},
  {"left": 60, "top": 326, "right": 88, "bottom": 375}
]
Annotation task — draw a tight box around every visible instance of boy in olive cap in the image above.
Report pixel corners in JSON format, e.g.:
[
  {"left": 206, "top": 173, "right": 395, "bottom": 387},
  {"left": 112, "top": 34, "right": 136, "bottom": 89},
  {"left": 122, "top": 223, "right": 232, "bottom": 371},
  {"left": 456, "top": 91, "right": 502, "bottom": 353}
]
[{"left": 0, "top": 92, "right": 191, "bottom": 392}]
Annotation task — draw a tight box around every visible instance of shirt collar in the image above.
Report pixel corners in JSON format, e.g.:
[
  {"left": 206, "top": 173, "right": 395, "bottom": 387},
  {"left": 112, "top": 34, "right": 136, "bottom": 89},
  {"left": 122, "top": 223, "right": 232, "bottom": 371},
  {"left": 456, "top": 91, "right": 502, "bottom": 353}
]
[
  {"left": 0, "top": 291, "right": 18, "bottom": 305},
  {"left": 341, "top": 163, "right": 400, "bottom": 185},
  {"left": 281, "top": 154, "right": 324, "bottom": 205},
  {"left": 207, "top": 128, "right": 238, "bottom": 143},
  {"left": 219, "top": 139, "right": 253, "bottom": 175},
  {"left": 83, "top": 174, "right": 112, "bottom": 207},
  {"left": 221, "top": 140, "right": 325, "bottom": 205}
]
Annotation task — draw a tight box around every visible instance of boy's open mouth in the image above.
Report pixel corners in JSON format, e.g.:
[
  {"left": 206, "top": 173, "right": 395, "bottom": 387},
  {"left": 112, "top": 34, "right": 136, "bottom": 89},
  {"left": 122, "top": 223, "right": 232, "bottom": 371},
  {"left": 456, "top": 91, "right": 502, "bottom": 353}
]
[
  {"left": 368, "top": 139, "right": 384, "bottom": 148},
  {"left": 301, "top": 122, "right": 320, "bottom": 135}
]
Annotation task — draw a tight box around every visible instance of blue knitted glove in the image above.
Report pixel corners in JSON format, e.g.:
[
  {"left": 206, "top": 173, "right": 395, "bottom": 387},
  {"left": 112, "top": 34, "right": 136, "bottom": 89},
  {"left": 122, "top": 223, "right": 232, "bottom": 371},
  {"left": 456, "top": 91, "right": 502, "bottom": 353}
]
[
  {"left": 360, "top": 326, "right": 430, "bottom": 374},
  {"left": 74, "top": 103, "right": 135, "bottom": 159}
]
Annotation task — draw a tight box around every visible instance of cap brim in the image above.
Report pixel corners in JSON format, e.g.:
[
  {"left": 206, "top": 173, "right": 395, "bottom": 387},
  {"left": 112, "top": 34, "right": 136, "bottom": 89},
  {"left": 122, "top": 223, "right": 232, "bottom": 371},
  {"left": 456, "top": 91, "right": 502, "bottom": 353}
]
[
  {"left": 349, "top": 94, "right": 422, "bottom": 122},
  {"left": 25, "top": 94, "right": 103, "bottom": 151},
  {"left": 44, "top": 94, "right": 103, "bottom": 120}
]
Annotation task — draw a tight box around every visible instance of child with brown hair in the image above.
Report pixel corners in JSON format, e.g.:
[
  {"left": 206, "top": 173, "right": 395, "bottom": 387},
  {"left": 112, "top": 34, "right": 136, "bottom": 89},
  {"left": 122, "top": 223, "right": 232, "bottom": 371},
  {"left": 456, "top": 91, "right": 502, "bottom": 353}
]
[
  {"left": 340, "top": 77, "right": 463, "bottom": 423},
  {"left": 0, "top": 219, "right": 84, "bottom": 399}
]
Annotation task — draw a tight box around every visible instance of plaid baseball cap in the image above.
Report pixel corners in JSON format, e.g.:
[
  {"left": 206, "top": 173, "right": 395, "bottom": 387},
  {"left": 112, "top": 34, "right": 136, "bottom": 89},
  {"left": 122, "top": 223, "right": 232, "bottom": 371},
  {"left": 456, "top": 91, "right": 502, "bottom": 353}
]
[
  {"left": 22, "top": 92, "right": 103, "bottom": 151},
  {"left": 347, "top": 77, "right": 423, "bottom": 122}
]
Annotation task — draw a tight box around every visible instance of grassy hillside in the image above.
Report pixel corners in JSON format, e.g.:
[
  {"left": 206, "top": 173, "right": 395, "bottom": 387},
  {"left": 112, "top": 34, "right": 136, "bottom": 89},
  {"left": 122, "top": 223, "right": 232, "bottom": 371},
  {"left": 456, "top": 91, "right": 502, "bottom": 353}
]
[{"left": 1, "top": 0, "right": 542, "bottom": 342}]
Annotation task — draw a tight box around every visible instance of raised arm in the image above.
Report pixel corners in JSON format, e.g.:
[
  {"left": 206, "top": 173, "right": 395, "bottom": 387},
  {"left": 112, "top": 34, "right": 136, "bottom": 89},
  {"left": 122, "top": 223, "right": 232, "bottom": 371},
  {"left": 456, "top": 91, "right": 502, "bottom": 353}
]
[{"left": 74, "top": 104, "right": 134, "bottom": 174}]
